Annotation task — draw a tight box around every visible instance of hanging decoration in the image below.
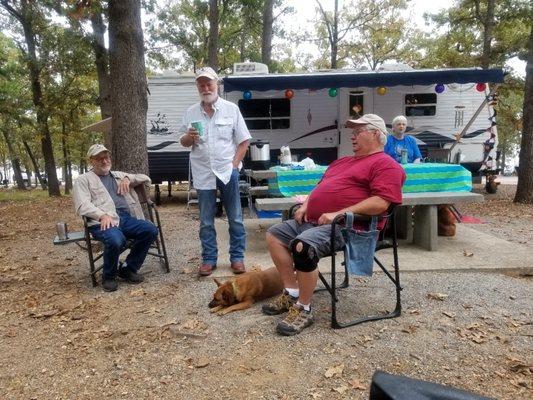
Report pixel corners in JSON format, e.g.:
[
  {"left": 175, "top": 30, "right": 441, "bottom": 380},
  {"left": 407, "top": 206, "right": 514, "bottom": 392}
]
[
  {"left": 434, "top": 84, "right": 445, "bottom": 94},
  {"left": 328, "top": 88, "right": 338, "bottom": 97},
  {"left": 476, "top": 83, "right": 486, "bottom": 92},
  {"left": 243, "top": 90, "right": 252, "bottom": 100},
  {"left": 285, "top": 89, "right": 294, "bottom": 99},
  {"left": 377, "top": 86, "right": 387, "bottom": 95}
]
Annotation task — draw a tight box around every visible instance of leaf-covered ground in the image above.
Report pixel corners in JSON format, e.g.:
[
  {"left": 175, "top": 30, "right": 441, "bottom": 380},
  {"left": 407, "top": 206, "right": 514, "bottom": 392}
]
[{"left": 0, "top": 185, "right": 531, "bottom": 399}]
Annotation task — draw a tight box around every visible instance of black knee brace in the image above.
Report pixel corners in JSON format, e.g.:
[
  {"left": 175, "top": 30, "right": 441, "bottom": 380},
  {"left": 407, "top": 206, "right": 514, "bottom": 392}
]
[{"left": 290, "top": 240, "right": 318, "bottom": 272}]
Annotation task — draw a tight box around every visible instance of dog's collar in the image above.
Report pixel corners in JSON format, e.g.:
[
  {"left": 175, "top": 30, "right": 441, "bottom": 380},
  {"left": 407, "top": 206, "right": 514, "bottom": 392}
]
[{"left": 231, "top": 280, "right": 239, "bottom": 298}]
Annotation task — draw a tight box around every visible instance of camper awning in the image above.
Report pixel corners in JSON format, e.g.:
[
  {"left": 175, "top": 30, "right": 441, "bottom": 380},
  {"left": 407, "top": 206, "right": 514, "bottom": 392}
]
[{"left": 223, "top": 68, "right": 504, "bottom": 92}]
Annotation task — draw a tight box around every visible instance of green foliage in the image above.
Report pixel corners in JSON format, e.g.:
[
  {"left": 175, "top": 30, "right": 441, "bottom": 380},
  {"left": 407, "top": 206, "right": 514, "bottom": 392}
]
[
  {"left": 420, "top": 0, "right": 532, "bottom": 69},
  {"left": 0, "top": 186, "right": 52, "bottom": 202},
  {"left": 145, "top": 0, "right": 294, "bottom": 73},
  {"left": 496, "top": 76, "right": 525, "bottom": 169}
]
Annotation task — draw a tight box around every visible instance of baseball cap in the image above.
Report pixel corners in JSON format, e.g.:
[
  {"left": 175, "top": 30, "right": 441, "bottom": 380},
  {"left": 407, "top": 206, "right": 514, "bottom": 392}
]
[
  {"left": 195, "top": 67, "right": 219, "bottom": 81},
  {"left": 87, "top": 144, "right": 109, "bottom": 158},
  {"left": 345, "top": 113, "right": 388, "bottom": 135}
]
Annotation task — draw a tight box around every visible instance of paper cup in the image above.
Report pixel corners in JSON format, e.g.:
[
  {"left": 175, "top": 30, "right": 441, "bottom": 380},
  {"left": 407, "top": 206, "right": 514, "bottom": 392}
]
[{"left": 191, "top": 121, "right": 204, "bottom": 137}]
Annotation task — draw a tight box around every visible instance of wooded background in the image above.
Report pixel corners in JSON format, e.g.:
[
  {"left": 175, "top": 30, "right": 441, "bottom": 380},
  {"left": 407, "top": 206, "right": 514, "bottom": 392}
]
[{"left": 0, "top": 0, "right": 531, "bottom": 202}]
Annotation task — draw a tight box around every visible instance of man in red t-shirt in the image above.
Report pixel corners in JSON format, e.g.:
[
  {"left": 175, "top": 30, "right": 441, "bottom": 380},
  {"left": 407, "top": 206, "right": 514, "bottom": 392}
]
[{"left": 262, "top": 114, "right": 406, "bottom": 336}]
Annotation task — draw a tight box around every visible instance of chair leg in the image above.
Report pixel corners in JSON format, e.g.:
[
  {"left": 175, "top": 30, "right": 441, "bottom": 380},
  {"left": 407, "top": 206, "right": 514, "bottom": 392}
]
[
  {"left": 153, "top": 206, "right": 170, "bottom": 273},
  {"left": 85, "top": 229, "right": 98, "bottom": 287}
]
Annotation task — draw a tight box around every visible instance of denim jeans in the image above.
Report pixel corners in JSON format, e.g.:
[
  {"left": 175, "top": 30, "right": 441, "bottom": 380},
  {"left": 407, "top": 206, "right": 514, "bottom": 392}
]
[
  {"left": 197, "top": 168, "right": 246, "bottom": 265},
  {"left": 89, "top": 210, "right": 158, "bottom": 279}
]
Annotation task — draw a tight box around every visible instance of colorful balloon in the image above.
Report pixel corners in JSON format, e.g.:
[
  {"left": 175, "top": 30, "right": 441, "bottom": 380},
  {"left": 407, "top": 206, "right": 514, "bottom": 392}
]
[
  {"left": 328, "top": 88, "right": 338, "bottom": 97},
  {"left": 243, "top": 90, "right": 252, "bottom": 100},
  {"left": 476, "top": 83, "right": 486, "bottom": 92},
  {"left": 285, "top": 89, "right": 294, "bottom": 99},
  {"left": 377, "top": 86, "right": 387, "bottom": 95},
  {"left": 435, "top": 84, "right": 445, "bottom": 94}
]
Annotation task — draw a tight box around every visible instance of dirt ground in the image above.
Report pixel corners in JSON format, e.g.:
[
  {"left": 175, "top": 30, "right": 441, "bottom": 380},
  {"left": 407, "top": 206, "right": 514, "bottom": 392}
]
[{"left": 0, "top": 184, "right": 531, "bottom": 400}]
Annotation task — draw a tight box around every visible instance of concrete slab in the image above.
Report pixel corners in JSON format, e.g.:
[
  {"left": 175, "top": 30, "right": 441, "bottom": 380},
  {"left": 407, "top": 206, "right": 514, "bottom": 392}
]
[{"left": 209, "top": 217, "right": 533, "bottom": 278}]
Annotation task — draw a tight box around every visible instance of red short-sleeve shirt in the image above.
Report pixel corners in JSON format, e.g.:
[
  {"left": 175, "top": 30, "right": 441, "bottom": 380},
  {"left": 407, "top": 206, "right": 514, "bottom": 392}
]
[{"left": 306, "top": 152, "right": 406, "bottom": 224}]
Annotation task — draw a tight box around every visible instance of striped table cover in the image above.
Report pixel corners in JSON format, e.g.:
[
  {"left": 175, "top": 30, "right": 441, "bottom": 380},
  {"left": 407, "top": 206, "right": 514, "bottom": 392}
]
[
  {"left": 268, "top": 166, "right": 327, "bottom": 197},
  {"left": 402, "top": 163, "right": 472, "bottom": 193}
]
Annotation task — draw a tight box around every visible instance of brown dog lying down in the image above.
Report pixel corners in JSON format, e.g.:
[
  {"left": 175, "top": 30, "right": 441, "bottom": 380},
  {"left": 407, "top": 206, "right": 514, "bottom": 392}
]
[{"left": 208, "top": 267, "right": 284, "bottom": 315}]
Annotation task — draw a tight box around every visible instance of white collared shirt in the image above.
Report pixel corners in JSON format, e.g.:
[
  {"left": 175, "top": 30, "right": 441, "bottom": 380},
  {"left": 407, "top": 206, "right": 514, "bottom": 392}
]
[{"left": 180, "top": 97, "right": 251, "bottom": 190}]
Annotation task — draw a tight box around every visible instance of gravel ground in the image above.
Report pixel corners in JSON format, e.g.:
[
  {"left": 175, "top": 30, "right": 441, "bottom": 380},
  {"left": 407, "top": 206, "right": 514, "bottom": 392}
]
[{"left": 0, "top": 187, "right": 531, "bottom": 400}]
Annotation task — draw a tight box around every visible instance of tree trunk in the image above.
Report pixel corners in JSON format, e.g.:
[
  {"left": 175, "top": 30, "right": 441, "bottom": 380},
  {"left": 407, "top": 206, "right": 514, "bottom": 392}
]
[
  {"left": 261, "top": 0, "right": 274, "bottom": 68},
  {"left": 91, "top": 8, "right": 113, "bottom": 152},
  {"left": 108, "top": 0, "right": 149, "bottom": 174},
  {"left": 2, "top": 129, "right": 26, "bottom": 190},
  {"left": 480, "top": 0, "right": 495, "bottom": 69},
  {"left": 331, "top": 0, "right": 339, "bottom": 69},
  {"left": 61, "top": 123, "right": 72, "bottom": 194},
  {"left": 12, "top": 0, "right": 61, "bottom": 196},
  {"left": 514, "top": 27, "right": 533, "bottom": 203},
  {"left": 22, "top": 140, "right": 46, "bottom": 189},
  {"left": 208, "top": 0, "right": 219, "bottom": 70}
]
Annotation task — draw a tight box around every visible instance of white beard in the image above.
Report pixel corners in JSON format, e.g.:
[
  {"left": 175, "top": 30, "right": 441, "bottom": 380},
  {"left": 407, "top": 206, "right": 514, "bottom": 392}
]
[{"left": 201, "top": 93, "right": 218, "bottom": 104}]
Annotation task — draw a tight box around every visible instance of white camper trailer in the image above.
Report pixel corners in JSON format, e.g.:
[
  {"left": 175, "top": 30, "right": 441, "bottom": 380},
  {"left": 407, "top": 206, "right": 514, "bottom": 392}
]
[
  {"left": 144, "top": 65, "right": 504, "bottom": 190},
  {"left": 223, "top": 64, "right": 504, "bottom": 175},
  {"left": 146, "top": 71, "right": 199, "bottom": 184}
]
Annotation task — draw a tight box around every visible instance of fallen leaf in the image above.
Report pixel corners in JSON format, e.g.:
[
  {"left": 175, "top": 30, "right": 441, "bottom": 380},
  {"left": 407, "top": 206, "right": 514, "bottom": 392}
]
[
  {"left": 332, "top": 385, "right": 349, "bottom": 394},
  {"left": 348, "top": 379, "right": 367, "bottom": 390},
  {"left": 193, "top": 357, "right": 210, "bottom": 368},
  {"left": 462, "top": 250, "right": 474, "bottom": 257},
  {"left": 427, "top": 292, "right": 448, "bottom": 301},
  {"left": 324, "top": 364, "right": 344, "bottom": 378}
]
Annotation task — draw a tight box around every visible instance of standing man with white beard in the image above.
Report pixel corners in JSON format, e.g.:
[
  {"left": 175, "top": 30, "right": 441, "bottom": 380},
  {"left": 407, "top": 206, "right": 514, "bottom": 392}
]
[{"left": 180, "top": 67, "right": 251, "bottom": 277}]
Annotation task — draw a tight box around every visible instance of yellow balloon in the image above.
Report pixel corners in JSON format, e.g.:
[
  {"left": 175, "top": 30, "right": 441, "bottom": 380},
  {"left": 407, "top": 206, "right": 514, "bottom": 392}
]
[{"left": 377, "top": 87, "right": 387, "bottom": 95}]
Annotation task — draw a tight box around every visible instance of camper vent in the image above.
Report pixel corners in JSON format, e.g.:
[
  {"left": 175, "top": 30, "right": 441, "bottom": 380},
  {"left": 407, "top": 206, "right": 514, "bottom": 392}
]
[{"left": 233, "top": 62, "right": 269, "bottom": 75}]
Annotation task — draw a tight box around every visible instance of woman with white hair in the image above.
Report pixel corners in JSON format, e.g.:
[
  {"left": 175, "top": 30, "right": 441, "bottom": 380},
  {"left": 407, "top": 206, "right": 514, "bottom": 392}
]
[{"left": 384, "top": 115, "right": 422, "bottom": 163}]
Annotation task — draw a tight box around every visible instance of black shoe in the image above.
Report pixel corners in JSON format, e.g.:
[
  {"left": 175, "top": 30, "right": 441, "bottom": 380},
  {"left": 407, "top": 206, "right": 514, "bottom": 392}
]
[
  {"left": 102, "top": 277, "right": 118, "bottom": 292},
  {"left": 118, "top": 267, "right": 144, "bottom": 284}
]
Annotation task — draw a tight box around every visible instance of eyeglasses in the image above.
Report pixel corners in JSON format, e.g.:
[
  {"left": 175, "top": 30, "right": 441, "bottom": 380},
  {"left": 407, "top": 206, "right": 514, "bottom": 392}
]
[{"left": 351, "top": 128, "right": 377, "bottom": 136}]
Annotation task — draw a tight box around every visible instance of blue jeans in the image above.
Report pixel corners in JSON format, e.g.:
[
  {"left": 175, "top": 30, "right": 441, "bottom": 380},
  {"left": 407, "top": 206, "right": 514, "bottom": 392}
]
[
  {"left": 89, "top": 210, "right": 158, "bottom": 279},
  {"left": 197, "top": 169, "right": 246, "bottom": 265}
]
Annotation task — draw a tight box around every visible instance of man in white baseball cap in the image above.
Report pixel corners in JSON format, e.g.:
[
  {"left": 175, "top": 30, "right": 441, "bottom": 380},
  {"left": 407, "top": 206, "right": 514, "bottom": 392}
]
[
  {"left": 179, "top": 67, "right": 251, "bottom": 277},
  {"left": 262, "top": 113, "right": 406, "bottom": 336},
  {"left": 72, "top": 144, "right": 158, "bottom": 292}
]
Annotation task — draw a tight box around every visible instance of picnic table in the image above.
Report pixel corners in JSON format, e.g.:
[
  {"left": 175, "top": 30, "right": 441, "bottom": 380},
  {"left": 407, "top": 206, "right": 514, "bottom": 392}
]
[{"left": 255, "top": 191, "right": 483, "bottom": 251}]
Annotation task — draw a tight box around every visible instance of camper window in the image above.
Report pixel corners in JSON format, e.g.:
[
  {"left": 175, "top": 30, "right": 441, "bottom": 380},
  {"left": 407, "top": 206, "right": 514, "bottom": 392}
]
[
  {"left": 405, "top": 93, "right": 437, "bottom": 117},
  {"left": 349, "top": 91, "right": 364, "bottom": 117},
  {"left": 237, "top": 98, "right": 290, "bottom": 130}
]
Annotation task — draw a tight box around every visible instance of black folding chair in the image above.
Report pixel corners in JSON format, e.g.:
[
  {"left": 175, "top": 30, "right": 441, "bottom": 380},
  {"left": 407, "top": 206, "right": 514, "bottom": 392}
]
[
  {"left": 289, "top": 204, "right": 402, "bottom": 329},
  {"left": 54, "top": 185, "right": 170, "bottom": 287}
]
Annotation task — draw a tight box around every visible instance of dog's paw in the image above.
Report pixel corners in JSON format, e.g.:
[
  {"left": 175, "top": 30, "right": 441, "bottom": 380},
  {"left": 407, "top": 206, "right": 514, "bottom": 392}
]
[
  {"left": 216, "top": 308, "right": 229, "bottom": 316},
  {"left": 210, "top": 306, "right": 223, "bottom": 313}
]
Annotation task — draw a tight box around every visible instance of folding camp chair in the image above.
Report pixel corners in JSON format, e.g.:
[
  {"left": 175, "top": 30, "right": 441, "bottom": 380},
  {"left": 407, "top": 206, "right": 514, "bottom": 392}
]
[
  {"left": 288, "top": 205, "right": 402, "bottom": 329},
  {"left": 54, "top": 185, "right": 170, "bottom": 287}
]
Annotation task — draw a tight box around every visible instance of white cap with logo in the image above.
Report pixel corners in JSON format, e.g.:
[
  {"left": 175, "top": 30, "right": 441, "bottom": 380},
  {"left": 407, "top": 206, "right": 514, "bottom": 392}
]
[
  {"left": 346, "top": 113, "right": 389, "bottom": 142},
  {"left": 87, "top": 144, "right": 109, "bottom": 158},
  {"left": 195, "top": 67, "right": 219, "bottom": 81}
]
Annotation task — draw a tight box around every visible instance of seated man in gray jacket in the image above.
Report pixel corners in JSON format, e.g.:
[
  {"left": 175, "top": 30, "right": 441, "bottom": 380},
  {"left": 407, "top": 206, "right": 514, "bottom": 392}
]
[{"left": 73, "top": 144, "right": 158, "bottom": 292}]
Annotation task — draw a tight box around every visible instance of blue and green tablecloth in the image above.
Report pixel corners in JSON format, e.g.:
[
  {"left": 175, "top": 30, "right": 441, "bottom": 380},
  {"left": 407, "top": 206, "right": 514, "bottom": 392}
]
[
  {"left": 401, "top": 163, "right": 472, "bottom": 193},
  {"left": 268, "top": 166, "right": 327, "bottom": 197},
  {"left": 267, "top": 163, "right": 472, "bottom": 198}
]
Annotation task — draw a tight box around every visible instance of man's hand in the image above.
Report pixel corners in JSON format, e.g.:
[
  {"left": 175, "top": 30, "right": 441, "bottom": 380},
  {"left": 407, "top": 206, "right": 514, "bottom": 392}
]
[
  {"left": 317, "top": 211, "right": 342, "bottom": 225},
  {"left": 99, "top": 214, "right": 117, "bottom": 230},
  {"left": 187, "top": 127, "right": 200, "bottom": 144},
  {"left": 294, "top": 207, "right": 308, "bottom": 224},
  {"left": 117, "top": 176, "right": 130, "bottom": 196}
]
